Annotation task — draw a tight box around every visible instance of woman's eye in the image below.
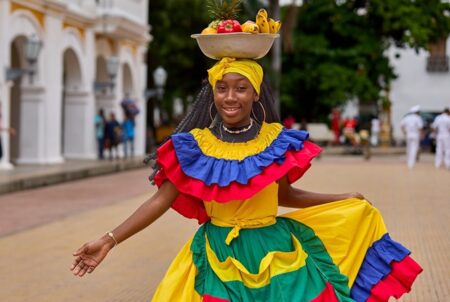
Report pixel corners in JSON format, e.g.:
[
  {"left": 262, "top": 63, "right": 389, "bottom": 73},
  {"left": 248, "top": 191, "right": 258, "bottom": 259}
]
[
  {"left": 217, "top": 86, "right": 226, "bottom": 91},
  {"left": 237, "top": 86, "right": 247, "bottom": 91}
]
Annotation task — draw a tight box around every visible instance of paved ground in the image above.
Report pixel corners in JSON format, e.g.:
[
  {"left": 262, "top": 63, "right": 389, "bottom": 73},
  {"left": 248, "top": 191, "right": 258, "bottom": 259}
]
[{"left": 0, "top": 153, "right": 448, "bottom": 301}]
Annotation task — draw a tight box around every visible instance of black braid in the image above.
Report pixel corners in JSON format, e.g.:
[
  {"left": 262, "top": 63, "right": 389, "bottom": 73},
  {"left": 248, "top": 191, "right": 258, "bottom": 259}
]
[{"left": 144, "top": 76, "right": 280, "bottom": 184}]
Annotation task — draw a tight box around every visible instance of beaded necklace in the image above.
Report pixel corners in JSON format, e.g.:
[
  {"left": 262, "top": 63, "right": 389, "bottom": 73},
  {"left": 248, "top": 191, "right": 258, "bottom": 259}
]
[{"left": 222, "top": 118, "right": 254, "bottom": 134}]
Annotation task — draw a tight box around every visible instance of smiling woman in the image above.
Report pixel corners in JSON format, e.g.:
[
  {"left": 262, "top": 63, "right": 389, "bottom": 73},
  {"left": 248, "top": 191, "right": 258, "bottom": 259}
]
[{"left": 71, "top": 45, "right": 421, "bottom": 302}]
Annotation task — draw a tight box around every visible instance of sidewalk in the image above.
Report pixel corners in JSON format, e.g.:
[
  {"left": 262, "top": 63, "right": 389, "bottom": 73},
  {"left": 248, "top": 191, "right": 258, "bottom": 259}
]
[
  {"left": 0, "top": 156, "right": 149, "bottom": 195},
  {"left": 321, "top": 145, "right": 405, "bottom": 156}
]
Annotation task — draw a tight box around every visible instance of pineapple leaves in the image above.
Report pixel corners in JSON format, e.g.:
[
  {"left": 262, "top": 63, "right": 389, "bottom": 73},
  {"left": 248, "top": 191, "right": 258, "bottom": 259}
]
[{"left": 206, "top": 0, "right": 242, "bottom": 21}]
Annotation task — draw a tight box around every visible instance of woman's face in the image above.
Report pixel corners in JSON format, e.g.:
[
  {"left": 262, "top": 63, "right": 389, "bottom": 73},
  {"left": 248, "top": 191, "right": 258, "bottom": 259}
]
[{"left": 213, "top": 72, "right": 258, "bottom": 128}]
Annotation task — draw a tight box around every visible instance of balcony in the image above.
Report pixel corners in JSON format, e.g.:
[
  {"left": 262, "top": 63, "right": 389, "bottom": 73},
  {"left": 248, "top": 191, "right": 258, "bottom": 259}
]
[{"left": 95, "top": 0, "right": 150, "bottom": 43}]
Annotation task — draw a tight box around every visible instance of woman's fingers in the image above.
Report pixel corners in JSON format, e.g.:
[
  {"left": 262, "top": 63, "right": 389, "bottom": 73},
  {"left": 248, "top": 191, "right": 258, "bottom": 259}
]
[
  {"left": 71, "top": 257, "right": 95, "bottom": 277},
  {"left": 70, "top": 256, "right": 83, "bottom": 271},
  {"left": 77, "top": 264, "right": 90, "bottom": 277}
]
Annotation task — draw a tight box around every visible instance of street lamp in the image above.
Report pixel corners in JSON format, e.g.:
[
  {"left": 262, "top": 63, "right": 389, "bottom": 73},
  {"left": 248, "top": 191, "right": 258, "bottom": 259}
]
[
  {"left": 94, "top": 56, "right": 120, "bottom": 93},
  {"left": 145, "top": 66, "right": 167, "bottom": 100},
  {"left": 145, "top": 66, "right": 167, "bottom": 152},
  {"left": 6, "top": 34, "right": 42, "bottom": 84}
]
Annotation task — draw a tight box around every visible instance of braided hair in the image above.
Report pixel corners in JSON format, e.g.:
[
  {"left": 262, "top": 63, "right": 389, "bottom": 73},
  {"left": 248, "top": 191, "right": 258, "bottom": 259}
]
[{"left": 144, "top": 75, "right": 280, "bottom": 183}]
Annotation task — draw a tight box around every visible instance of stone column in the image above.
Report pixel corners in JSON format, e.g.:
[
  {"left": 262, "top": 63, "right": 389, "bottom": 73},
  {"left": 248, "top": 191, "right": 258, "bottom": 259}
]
[
  {"left": 135, "top": 45, "right": 148, "bottom": 156},
  {"left": 83, "top": 27, "right": 97, "bottom": 159},
  {"left": 42, "top": 11, "right": 64, "bottom": 163},
  {"left": 0, "top": 0, "right": 13, "bottom": 169}
]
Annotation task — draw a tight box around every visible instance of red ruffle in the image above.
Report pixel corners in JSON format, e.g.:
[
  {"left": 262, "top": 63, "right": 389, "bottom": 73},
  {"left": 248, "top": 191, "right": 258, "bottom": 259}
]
[
  {"left": 154, "top": 139, "right": 321, "bottom": 223},
  {"left": 202, "top": 294, "right": 230, "bottom": 302},
  {"left": 311, "top": 282, "right": 339, "bottom": 302},
  {"left": 367, "top": 256, "right": 423, "bottom": 302}
]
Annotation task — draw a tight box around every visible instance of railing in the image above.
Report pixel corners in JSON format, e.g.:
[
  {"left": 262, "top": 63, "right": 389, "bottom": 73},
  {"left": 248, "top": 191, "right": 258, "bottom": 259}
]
[
  {"left": 426, "top": 56, "right": 449, "bottom": 72},
  {"left": 95, "top": 0, "right": 147, "bottom": 24}
]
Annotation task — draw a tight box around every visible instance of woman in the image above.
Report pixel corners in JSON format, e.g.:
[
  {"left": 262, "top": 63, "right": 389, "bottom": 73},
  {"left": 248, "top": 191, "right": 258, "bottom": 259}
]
[{"left": 71, "top": 58, "right": 421, "bottom": 301}]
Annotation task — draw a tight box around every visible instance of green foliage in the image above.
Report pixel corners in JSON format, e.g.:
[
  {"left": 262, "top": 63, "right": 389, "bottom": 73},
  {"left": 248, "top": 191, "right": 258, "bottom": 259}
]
[
  {"left": 147, "top": 0, "right": 213, "bottom": 109},
  {"left": 280, "top": 0, "right": 450, "bottom": 121}
]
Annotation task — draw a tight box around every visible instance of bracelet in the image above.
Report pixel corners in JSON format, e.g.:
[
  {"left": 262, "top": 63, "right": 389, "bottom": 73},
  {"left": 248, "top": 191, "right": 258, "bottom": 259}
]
[{"left": 106, "top": 232, "right": 118, "bottom": 247}]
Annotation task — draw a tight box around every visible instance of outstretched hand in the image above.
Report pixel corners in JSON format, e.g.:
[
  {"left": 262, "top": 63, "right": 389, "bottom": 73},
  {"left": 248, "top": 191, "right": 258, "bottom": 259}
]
[
  {"left": 347, "top": 192, "right": 372, "bottom": 205},
  {"left": 70, "top": 235, "right": 115, "bottom": 277}
]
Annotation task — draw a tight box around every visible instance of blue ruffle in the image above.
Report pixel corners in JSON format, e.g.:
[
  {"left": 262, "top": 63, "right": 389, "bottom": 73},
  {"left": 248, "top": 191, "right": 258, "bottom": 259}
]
[
  {"left": 171, "top": 128, "right": 309, "bottom": 187},
  {"left": 350, "top": 233, "right": 411, "bottom": 302}
]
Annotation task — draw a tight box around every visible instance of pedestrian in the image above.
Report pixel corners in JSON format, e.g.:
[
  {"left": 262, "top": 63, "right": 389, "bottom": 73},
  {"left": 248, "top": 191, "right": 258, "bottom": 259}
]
[
  {"left": 431, "top": 107, "right": 450, "bottom": 169},
  {"left": 104, "top": 112, "right": 121, "bottom": 160},
  {"left": 94, "top": 109, "right": 106, "bottom": 159},
  {"left": 370, "top": 115, "right": 380, "bottom": 146},
  {"left": 122, "top": 111, "right": 135, "bottom": 159},
  {"left": 282, "top": 114, "right": 296, "bottom": 129},
  {"left": 343, "top": 116, "right": 358, "bottom": 146},
  {"left": 330, "top": 108, "right": 341, "bottom": 145},
  {"left": 400, "top": 105, "right": 424, "bottom": 169},
  {"left": 120, "top": 93, "right": 140, "bottom": 122},
  {"left": 71, "top": 54, "right": 421, "bottom": 301}
]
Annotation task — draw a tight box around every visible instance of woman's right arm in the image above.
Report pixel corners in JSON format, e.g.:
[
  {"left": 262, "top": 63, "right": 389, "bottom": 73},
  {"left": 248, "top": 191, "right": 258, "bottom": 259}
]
[{"left": 70, "top": 180, "right": 179, "bottom": 277}]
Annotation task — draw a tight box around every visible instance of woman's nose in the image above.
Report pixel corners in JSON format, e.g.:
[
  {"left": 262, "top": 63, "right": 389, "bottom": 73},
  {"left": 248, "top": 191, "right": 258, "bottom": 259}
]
[{"left": 224, "top": 90, "right": 236, "bottom": 101}]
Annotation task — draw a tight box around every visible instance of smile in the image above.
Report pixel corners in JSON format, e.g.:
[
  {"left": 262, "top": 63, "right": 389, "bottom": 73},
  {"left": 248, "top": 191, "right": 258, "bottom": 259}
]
[{"left": 222, "top": 107, "right": 240, "bottom": 114}]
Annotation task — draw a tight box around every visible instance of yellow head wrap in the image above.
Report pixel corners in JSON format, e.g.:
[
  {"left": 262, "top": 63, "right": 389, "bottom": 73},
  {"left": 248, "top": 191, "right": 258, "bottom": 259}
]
[{"left": 207, "top": 57, "right": 263, "bottom": 95}]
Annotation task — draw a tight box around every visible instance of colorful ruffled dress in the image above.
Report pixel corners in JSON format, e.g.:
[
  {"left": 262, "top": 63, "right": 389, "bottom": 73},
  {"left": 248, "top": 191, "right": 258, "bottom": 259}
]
[{"left": 152, "top": 122, "right": 422, "bottom": 302}]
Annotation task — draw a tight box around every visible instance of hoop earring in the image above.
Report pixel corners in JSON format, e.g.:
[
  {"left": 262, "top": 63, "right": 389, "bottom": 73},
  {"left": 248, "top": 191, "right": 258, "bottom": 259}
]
[
  {"left": 259, "top": 101, "right": 266, "bottom": 122},
  {"left": 252, "top": 101, "right": 266, "bottom": 124}
]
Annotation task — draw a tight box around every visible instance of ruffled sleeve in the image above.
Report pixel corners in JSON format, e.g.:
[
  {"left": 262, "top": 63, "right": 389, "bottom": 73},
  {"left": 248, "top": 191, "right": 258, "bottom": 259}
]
[{"left": 153, "top": 123, "right": 321, "bottom": 223}]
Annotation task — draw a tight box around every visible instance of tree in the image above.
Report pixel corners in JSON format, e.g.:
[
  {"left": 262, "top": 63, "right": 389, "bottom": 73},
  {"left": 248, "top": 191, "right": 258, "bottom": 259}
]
[
  {"left": 280, "top": 0, "right": 450, "bottom": 122},
  {"left": 147, "top": 0, "right": 213, "bottom": 117}
]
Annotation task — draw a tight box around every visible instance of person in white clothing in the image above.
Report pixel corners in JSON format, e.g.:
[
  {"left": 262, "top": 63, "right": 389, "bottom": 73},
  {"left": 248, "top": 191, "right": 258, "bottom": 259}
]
[
  {"left": 400, "top": 105, "right": 424, "bottom": 169},
  {"left": 431, "top": 108, "right": 450, "bottom": 169},
  {"left": 370, "top": 116, "right": 380, "bottom": 146}
]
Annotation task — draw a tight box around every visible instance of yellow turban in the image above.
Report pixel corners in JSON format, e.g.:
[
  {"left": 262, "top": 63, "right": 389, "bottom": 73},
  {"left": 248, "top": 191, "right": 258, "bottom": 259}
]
[{"left": 207, "top": 57, "right": 263, "bottom": 95}]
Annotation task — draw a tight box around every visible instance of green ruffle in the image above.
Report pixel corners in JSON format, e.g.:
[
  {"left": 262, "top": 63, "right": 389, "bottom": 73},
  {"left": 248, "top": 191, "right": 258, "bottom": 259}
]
[{"left": 190, "top": 218, "right": 354, "bottom": 302}]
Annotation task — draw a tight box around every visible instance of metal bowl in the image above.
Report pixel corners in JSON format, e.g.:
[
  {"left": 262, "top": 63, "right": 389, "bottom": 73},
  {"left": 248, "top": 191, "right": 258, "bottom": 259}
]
[{"left": 191, "top": 32, "right": 279, "bottom": 60}]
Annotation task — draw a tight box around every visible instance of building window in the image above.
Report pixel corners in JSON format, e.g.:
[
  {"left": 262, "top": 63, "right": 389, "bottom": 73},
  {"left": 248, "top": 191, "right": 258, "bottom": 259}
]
[{"left": 427, "top": 38, "right": 449, "bottom": 72}]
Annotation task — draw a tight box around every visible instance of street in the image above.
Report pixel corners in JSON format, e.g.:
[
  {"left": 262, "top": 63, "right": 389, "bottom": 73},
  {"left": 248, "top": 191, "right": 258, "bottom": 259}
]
[{"left": 0, "top": 154, "right": 449, "bottom": 302}]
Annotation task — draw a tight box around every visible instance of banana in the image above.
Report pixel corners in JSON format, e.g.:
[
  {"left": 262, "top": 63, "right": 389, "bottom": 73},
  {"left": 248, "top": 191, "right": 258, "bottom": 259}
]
[
  {"left": 257, "top": 8, "right": 268, "bottom": 19},
  {"left": 268, "top": 18, "right": 276, "bottom": 33},
  {"left": 268, "top": 18, "right": 282, "bottom": 33},
  {"left": 256, "top": 14, "right": 270, "bottom": 33},
  {"left": 242, "top": 21, "right": 259, "bottom": 34}
]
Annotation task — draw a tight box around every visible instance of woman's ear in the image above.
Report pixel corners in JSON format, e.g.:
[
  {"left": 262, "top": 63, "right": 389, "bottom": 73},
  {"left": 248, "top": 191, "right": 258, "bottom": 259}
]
[{"left": 254, "top": 92, "right": 259, "bottom": 102}]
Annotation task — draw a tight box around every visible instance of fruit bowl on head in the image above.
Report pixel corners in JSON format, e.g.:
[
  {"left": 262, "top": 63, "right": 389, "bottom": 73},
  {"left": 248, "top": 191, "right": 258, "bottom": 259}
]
[{"left": 191, "top": 32, "right": 279, "bottom": 60}]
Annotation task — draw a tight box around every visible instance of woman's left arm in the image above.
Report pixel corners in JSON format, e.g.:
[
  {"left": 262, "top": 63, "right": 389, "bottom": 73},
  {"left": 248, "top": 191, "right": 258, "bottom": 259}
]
[{"left": 278, "top": 176, "right": 367, "bottom": 208}]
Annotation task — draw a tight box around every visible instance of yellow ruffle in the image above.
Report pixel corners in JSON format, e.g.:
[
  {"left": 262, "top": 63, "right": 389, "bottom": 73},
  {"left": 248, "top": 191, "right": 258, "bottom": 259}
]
[
  {"left": 190, "top": 122, "right": 283, "bottom": 160},
  {"left": 151, "top": 238, "right": 202, "bottom": 302},
  {"left": 282, "top": 198, "right": 387, "bottom": 287},
  {"left": 206, "top": 233, "right": 307, "bottom": 289}
]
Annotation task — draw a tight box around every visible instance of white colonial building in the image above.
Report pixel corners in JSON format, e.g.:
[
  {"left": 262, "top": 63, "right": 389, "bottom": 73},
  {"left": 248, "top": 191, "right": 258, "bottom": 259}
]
[
  {"left": 0, "top": 0, "right": 150, "bottom": 169},
  {"left": 389, "top": 38, "right": 450, "bottom": 142}
]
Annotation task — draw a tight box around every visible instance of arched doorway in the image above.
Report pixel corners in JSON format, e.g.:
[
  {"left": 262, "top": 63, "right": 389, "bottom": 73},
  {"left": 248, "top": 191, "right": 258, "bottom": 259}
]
[
  {"left": 61, "top": 48, "right": 83, "bottom": 157},
  {"left": 9, "top": 36, "right": 27, "bottom": 163}
]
